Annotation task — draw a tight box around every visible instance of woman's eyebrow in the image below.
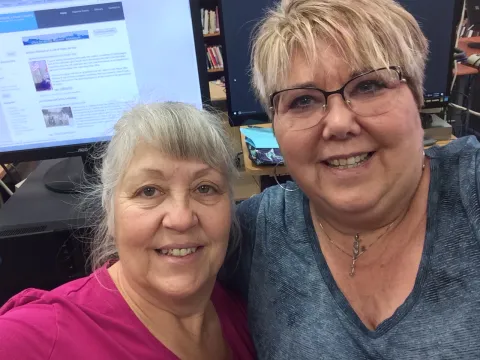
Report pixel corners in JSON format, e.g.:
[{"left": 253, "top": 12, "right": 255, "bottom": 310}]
[{"left": 283, "top": 81, "right": 318, "bottom": 89}]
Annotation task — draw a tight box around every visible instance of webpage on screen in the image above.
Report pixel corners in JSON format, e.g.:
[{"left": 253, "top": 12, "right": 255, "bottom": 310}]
[{"left": 0, "top": 0, "right": 202, "bottom": 153}]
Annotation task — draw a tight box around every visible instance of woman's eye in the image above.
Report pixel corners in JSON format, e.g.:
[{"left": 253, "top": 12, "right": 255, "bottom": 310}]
[
  {"left": 139, "top": 186, "right": 158, "bottom": 198},
  {"left": 196, "top": 184, "right": 217, "bottom": 195},
  {"left": 290, "top": 95, "right": 315, "bottom": 109},
  {"left": 353, "top": 80, "right": 386, "bottom": 95}
]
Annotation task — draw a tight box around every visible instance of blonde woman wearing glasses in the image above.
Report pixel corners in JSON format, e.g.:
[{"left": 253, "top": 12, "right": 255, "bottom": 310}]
[{"left": 226, "top": 0, "right": 480, "bottom": 358}]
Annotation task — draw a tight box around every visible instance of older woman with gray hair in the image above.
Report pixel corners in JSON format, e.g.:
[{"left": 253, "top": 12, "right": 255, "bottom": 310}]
[
  {"left": 228, "top": 0, "right": 480, "bottom": 358},
  {"left": 0, "top": 103, "right": 255, "bottom": 359}
]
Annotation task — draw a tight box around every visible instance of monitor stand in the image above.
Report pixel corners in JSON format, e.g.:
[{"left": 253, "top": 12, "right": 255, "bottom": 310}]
[{"left": 43, "top": 155, "right": 95, "bottom": 194}]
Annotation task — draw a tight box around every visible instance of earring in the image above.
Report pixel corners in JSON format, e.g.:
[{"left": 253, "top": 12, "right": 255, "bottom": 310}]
[
  {"left": 273, "top": 162, "right": 299, "bottom": 192},
  {"left": 422, "top": 151, "right": 426, "bottom": 170}
]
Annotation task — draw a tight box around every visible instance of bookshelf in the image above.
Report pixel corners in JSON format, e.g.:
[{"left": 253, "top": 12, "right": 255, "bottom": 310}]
[
  {"left": 200, "top": 0, "right": 225, "bottom": 79},
  {"left": 204, "top": 32, "right": 220, "bottom": 38},
  {"left": 208, "top": 68, "right": 224, "bottom": 73}
]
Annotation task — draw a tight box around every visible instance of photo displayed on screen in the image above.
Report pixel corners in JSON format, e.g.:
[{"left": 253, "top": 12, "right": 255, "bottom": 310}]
[
  {"left": 29, "top": 60, "right": 52, "bottom": 92},
  {"left": 0, "top": 0, "right": 203, "bottom": 154},
  {"left": 42, "top": 107, "right": 73, "bottom": 128}
]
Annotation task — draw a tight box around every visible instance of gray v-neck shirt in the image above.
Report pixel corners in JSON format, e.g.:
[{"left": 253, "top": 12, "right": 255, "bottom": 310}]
[{"left": 226, "top": 136, "right": 480, "bottom": 359}]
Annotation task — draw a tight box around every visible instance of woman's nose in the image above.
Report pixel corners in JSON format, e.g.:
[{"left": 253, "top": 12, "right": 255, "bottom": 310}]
[
  {"left": 321, "top": 95, "right": 361, "bottom": 140},
  {"left": 162, "top": 197, "right": 198, "bottom": 233}
]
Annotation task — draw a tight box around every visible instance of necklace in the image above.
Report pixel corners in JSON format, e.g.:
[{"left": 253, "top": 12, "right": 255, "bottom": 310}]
[
  {"left": 316, "top": 154, "right": 425, "bottom": 277},
  {"left": 317, "top": 220, "right": 396, "bottom": 277}
]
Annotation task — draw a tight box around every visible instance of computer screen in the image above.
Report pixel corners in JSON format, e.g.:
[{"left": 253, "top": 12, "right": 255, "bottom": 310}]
[
  {"left": 467, "top": 0, "right": 480, "bottom": 26},
  {"left": 220, "top": 0, "right": 461, "bottom": 126},
  {"left": 0, "top": 0, "right": 208, "bottom": 161}
]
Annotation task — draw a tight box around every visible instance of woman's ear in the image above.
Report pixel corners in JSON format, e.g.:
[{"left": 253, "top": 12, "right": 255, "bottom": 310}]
[{"left": 106, "top": 211, "right": 115, "bottom": 239}]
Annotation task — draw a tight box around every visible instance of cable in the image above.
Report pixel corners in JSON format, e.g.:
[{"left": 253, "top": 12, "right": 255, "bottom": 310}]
[
  {"left": 0, "top": 179, "right": 13, "bottom": 196},
  {"left": 451, "top": 0, "right": 466, "bottom": 92},
  {"left": 449, "top": 103, "right": 480, "bottom": 117}
]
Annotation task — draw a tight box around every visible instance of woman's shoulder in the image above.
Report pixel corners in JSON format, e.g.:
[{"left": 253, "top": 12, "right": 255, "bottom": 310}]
[
  {"left": 427, "top": 136, "right": 480, "bottom": 199},
  {"left": 426, "top": 136, "right": 480, "bottom": 159},
  {"left": 0, "top": 286, "right": 77, "bottom": 358},
  {"left": 0, "top": 267, "right": 124, "bottom": 358},
  {"left": 0, "top": 269, "right": 105, "bottom": 324},
  {"left": 236, "top": 183, "right": 303, "bottom": 220},
  {"left": 426, "top": 136, "right": 480, "bottom": 183},
  {"left": 426, "top": 136, "right": 480, "bottom": 236}
]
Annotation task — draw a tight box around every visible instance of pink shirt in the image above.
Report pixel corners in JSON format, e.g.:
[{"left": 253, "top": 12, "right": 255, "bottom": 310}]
[{"left": 0, "top": 266, "right": 255, "bottom": 359}]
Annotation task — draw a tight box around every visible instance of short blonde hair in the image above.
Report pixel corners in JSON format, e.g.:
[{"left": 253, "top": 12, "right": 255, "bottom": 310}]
[{"left": 251, "top": 0, "right": 429, "bottom": 113}]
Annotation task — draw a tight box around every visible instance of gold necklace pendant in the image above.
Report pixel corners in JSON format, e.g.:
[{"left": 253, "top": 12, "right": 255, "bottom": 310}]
[
  {"left": 317, "top": 217, "right": 399, "bottom": 278},
  {"left": 350, "top": 234, "right": 361, "bottom": 277}
]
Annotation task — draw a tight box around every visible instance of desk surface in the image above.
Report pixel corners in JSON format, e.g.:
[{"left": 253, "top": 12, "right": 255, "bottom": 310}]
[
  {"left": 457, "top": 37, "right": 480, "bottom": 76},
  {"left": 241, "top": 123, "right": 455, "bottom": 177}
]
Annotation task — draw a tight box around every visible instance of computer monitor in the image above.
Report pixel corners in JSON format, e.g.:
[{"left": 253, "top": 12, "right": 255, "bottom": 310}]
[
  {"left": 467, "top": 0, "right": 480, "bottom": 27},
  {"left": 0, "top": 0, "right": 209, "bottom": 192},
  {"left": 219, "top": 0, "right": 462, "bottom": 126}
]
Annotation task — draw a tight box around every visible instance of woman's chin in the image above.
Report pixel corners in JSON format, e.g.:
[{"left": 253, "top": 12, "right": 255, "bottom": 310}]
[
  {"left": 321, "top": 192, "right": 381, "bottom": 215},
  {"left": 150, "top": 273, "right": 213, "bottom": 299}
]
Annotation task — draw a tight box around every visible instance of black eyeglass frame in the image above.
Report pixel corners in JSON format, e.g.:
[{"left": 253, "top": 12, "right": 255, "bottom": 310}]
[{"left": 268, "top": 66, "right": 406, "bottom": 114}]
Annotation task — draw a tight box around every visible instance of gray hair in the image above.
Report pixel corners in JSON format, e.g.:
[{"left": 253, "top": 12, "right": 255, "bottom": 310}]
[{"left": 84, "top": 102, "right": 238, "bottom": 271}]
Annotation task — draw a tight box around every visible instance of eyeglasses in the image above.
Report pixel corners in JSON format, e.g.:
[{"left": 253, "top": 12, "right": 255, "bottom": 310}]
[{"left": 269, "top": 66, "right": 406, "bottom": 131}]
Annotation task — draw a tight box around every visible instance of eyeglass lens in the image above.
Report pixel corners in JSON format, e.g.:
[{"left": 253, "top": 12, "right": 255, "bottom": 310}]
[{"left": 272, "top": 68, "right": 402, "bottom": 130}]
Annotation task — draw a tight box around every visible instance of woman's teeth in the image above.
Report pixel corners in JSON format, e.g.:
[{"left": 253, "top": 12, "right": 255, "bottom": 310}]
[
  {"left": 327, "top": 153, "right": 370, "bottom": 169},
  {"left": 158, "top": 247, "right": 198, "bottom": 257}
]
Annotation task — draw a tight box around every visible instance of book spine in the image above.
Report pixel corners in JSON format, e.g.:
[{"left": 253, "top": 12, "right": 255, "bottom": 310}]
[
  {"left": 215, "top": 46, "right": 224, "bottom": 68},
  {"left": 209, "top": 10, "right": 216, "bottom": 34},
  {"left": 210, "top": 46, "right": 219, "bottom": 68},
  {"left": 203, "top": 9, "right": 209, "bottom": 35},
  {"left": 206, "top": 49, "right": 213, "bottom": 69},
  {"left": 208, "top": 47, "right": 218, "bottom": 68},
  {"left": 215, "top": 6, "right": 220, "bottom": 32}
]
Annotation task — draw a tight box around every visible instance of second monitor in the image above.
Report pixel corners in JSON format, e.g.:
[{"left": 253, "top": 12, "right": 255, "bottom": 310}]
[{"left": 220, "top": 0, "right": 462, "bottom": 126}]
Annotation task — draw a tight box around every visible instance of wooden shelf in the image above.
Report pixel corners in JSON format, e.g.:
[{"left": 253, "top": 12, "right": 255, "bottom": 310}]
[
  {"left": 204, "top": 32, "right": 220, "bottom": 38},
  {"left": 208, "top": 68, "right": 224, "bottom": 73}
]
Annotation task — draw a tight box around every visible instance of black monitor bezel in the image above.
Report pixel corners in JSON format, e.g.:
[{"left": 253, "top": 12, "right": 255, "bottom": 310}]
[
  {"left": 219, "top": 0, "right": 462, "bottom": 125},
  {"left": 0, "top": 0, "right": 211, "bottom": 163},
  {"left": 422, "top": 0, "right": 463, "bottom": 110}
]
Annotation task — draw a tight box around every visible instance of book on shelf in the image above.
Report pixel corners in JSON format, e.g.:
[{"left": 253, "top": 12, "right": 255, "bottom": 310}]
[
  {"left": 201, "top": 6, "right": 220, "bottom": 35},
  {"left": 206, "top": 45, "right": 224, "bottom": 71}
]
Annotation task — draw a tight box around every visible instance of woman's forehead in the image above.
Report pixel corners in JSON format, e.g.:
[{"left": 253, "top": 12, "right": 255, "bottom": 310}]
[
  {"left": 122, "top": 142, "right": 225, "bottom": 182},
  {"left": 285, "top": 48, "right": 358, "bottom": 90}
]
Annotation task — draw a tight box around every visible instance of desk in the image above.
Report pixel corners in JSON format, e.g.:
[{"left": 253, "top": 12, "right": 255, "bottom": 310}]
[
  {"left": 457, "top": 37, "right": 480, "bottom": 76},
  {"left": 241, "top": 123, "right": 455, "bottom": 180}
]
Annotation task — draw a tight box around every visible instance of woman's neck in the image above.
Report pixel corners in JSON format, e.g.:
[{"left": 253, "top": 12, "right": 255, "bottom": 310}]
[
  {"left": 310, "top": 163, "right": 430, "bottom": 240},
  {"left": 108, "top": 263, "right": 217, "bottom": 345}
]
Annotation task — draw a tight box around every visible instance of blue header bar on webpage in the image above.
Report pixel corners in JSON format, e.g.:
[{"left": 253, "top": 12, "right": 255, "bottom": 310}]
[
  {"left": 0, "top": 12, "right": 38, "bottom": 33},
  {"left": 0, "top": 2, "right": 124, "bottom": 33}
]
